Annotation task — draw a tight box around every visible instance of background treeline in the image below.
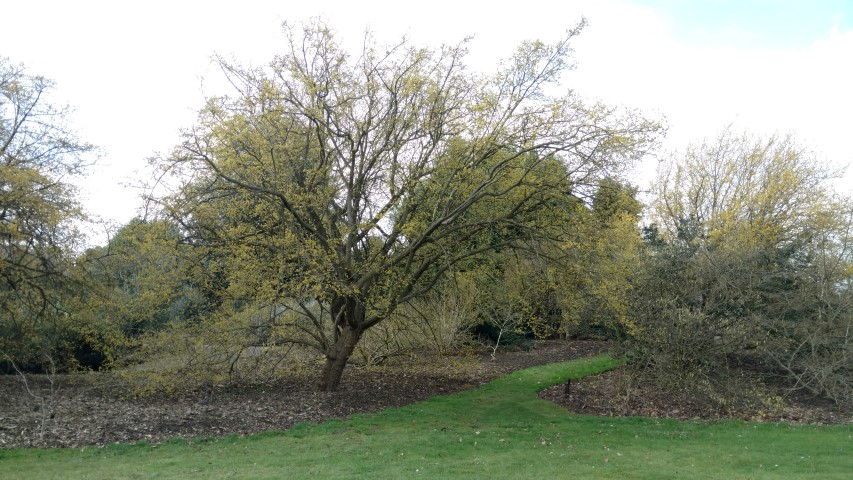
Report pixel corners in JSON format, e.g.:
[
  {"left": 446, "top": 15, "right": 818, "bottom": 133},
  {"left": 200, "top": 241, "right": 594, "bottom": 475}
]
[{"left": 1, "top": 23, "right": 850, "bottom": 408}]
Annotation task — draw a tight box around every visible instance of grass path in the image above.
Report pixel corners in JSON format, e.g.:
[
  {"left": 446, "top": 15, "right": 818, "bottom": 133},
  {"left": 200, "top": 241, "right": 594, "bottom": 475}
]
[{"left": 1, "top": 355, "right": 850, "bottom": 479}]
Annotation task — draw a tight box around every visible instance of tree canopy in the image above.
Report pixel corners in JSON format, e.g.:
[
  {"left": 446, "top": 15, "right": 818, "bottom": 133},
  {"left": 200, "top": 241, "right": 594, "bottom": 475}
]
[
  {"left": 636, "top": 130, "right": 853, "bottom": 407},
  {"left": 0, "top": 57, "right": 94, "bottom": 370}
]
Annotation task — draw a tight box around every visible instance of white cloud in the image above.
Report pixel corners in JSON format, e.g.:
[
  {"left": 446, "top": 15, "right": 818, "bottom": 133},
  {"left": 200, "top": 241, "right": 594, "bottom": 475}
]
[{"left": 569, "top": 2, "right": 853, "bottom": 188}]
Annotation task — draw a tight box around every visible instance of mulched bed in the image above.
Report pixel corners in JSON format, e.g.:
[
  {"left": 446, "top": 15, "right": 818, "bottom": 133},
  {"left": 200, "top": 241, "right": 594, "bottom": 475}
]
[
  {"left": 0, "top": 341, "right": 606, "bottom": 449},
  {"left": 540, "top": 367, "right": 851, "bottom": 425},
  {"left": 2, "top": 340, "right": 847, "bottom": 450}
]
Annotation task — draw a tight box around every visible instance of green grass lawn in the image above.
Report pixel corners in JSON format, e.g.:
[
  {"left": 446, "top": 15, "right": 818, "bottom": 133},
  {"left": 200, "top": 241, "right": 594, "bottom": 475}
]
[{"left": 1, "top": 355, "right": 850, "bottom": 479}]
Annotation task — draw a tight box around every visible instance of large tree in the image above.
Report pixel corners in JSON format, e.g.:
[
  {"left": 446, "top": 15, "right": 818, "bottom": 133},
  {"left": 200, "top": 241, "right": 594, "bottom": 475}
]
[
  {"left": 153, "top": 21, "right": 660, "bottom": 390},
  {"left": 0, "top": 58, "right": 94, "bottom": 368}
]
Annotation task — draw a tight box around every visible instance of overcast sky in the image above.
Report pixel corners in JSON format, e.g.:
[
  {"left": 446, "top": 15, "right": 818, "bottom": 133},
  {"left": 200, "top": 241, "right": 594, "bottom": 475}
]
[{"left": 2, "top": 0, "right": 852, "bottom": 243}]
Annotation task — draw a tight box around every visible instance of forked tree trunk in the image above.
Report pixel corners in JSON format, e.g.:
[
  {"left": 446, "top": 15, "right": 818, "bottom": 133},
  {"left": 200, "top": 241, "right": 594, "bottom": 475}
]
[{"left": 318, "top": 324, "right": 363, "bottom": 391}]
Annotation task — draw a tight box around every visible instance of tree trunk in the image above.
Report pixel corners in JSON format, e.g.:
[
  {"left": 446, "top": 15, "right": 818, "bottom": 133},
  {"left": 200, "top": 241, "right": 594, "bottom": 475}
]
[{"left": 318, "top": 324, "right": 363, "bottom": 392}]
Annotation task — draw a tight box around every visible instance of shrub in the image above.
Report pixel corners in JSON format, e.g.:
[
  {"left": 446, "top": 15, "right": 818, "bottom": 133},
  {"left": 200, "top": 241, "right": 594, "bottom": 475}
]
[
  {"left": 116, "top": 305, "right": 316, "bottom": 394},
  {"left": 355, "top": 277, "right": 480, "bottom": 365}
]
